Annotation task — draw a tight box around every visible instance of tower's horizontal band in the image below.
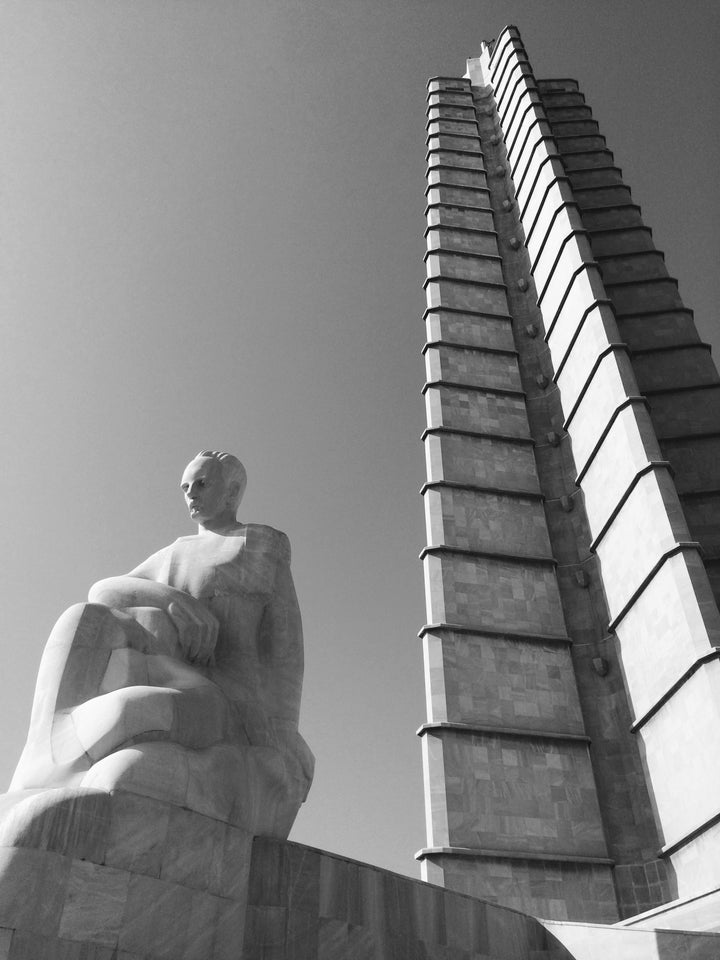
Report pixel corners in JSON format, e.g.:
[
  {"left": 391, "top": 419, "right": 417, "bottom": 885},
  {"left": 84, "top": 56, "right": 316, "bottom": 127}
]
[
  {"left": 423, "top": 379, "right": 525, "bottom": 398},
  {"left": 423, "top": 340, "right": 518, "bottom": 358},
  {"left": 416, "top": 721, "right": 589, "bottom": 744},
  {"left": 415, "top": 846, "right": 613, "bottom": 867},
  {"left": 422, "top": 426, "right": 533, "bottom": 445},
  {"left": 420, "top": 544, "right": 556, "bottom": 566},
  {"left": 418, "top": 622, "right": 571, "bottom": 645},
  {"left": 420, "top": 480, "right": 544, "bottom": 501},
  {"left": 423, "top": 248, "right": 502, "bottom": 265},
  {"left": 423, "top": 306, "right": 513, "bottom": 322}
]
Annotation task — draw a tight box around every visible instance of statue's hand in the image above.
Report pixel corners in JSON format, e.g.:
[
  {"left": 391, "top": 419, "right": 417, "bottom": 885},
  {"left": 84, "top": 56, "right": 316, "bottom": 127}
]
[{"left": 167, "top": 597, "right": 219, "bottom": 666}]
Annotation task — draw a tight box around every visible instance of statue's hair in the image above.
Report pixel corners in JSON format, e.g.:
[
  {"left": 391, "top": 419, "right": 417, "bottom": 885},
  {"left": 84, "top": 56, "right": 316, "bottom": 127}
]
[{"left": 195, "top": 450, "right": 247, "bottom": 507}]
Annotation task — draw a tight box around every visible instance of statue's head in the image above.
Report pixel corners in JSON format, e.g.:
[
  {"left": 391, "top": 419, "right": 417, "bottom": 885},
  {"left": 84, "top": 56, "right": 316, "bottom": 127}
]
[{"left": 180, "top": 450, "right": 247, "bottom": 529}]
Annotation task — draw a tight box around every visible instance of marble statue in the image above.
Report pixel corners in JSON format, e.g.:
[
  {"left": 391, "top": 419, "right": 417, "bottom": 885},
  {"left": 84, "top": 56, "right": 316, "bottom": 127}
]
[{"left": 9, "top": 450, "right": 313, "bottom": 836}]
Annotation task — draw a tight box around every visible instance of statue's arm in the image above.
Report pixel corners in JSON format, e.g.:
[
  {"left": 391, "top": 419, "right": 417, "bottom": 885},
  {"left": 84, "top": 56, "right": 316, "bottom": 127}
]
[{"left": 88, "top": 575, "right": 218, "bottom": 665}]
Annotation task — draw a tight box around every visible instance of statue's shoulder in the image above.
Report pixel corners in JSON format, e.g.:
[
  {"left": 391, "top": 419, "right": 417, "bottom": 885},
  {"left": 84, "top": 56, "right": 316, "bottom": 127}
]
[{"left": 242, "top": 523, "right": 291, "bottom": 564}]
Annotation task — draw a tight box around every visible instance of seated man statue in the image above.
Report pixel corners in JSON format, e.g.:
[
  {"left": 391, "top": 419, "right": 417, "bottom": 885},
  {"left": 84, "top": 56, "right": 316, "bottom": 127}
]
[{"left": 9, "top": 450, "right": 313, "bottom": 837}]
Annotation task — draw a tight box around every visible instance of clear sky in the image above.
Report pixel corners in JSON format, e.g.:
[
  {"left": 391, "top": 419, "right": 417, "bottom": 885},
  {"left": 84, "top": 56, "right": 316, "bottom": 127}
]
[{"left": 0, "top": 0, "right": 718, "bottom": 879}]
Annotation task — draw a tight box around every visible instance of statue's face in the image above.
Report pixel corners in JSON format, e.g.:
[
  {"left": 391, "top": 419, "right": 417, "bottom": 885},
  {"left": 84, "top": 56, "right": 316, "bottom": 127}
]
[{"left": 180, "top": 457, "right": 229, "bottom": 525}]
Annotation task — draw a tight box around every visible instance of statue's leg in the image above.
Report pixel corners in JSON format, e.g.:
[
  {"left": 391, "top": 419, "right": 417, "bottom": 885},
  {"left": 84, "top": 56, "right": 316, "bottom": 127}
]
[{"left": 11, "top": 602, "right": 158, "bottom": 790}]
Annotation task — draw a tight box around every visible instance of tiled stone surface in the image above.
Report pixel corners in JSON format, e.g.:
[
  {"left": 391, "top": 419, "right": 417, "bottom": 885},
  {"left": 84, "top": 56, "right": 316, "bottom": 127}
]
[
  {"left": 425, "top": 386, "right": 530, "bottom": 438},
  {"left": 423, "top": 631, "right": 584, "bottom": 732},
  {"left": 426, "top": 553, "right": 565, "bottom": 636},
  {"left": 425, "top": 345, "right": 522, "bottom": 393},
  {"left": 242, "top": 838, "right": 580, "bottom": 958},
  {"left": 425, "top": 310, "right": 515, "bottom": 352},
  {"left": 0, "top": 788, "right": 255, "bottom": 959},
  {"left": 426, "top": 730, "right": 607, "bottom": 855},
  {"left": 426, "top": 277, "right": 509, "bottom": 315},
  {"left": 424, "top": 433, "right": 540, "bottom": 493},
  {"left": 424, "top": 854, "right": 617, "bottom": 924},
  {"left": 424, "top": 487, "right": 550, "bottom": 556}
]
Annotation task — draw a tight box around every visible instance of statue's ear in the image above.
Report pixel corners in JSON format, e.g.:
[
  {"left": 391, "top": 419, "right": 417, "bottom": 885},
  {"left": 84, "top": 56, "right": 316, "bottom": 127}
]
[{"left": 227, "top": 480, "right": 241, "bottom": 506}]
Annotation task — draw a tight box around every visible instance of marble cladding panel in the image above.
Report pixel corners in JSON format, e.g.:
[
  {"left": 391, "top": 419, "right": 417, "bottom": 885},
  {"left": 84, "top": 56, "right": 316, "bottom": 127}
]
[
  {"left": 426, "top": 629, "right": 584, "bottom": 731},
  {"left": 594, "top": 474, "right": 681, "bottom": 614},
  {"left": 244, "top": 837, "right": 569, "bottom": 959},
  {"left": 427, "top": 91, "right": 474, "bottom": 107},
  {"left": 425, "top": 311, "right": 514, "bottom": 352},
  {"left": 426, "top": 278, "right": 509, "bottom": 316},
  {"left": 427, "top": 79, "right": 471, "bottom": 94},
  {"left": 428, "top": 854, "right": 618, "bottom": 923},
  {"left": 424, "top": 434, "right": 540, "bottom": 493},
  {"left": 426, "top": 227, "right": 498, "bottom": 257},
  {"left": 536, "top": 242, "right": 599, "bottom": 338},
  {"left": 554, "top": 134, "right": 607, "bottom": 153},
  {"left": 641, "top": 659, "right": 720, "bottom": 852},
  {"left": 427, "top": 105, "right": 477, "bottom": 123},
  {"left": 649, "top": 388, "right": 720, "bottom": 436},
  {"left": 426, "top": 186, "right": 488, "bottom": 210},
  {"left": 425, "top": 386, "right": 530, "bottom": 438},
  {"left": 559, "top": 148, "right": 615, "bottom": 171},
  {"left": 424, "top": 487, "right": 550, "bottom": 556},
  {"left": 607, "top": 279, "right": 684, "bottom": 315},
  {"left": 424, "top": 345, "right": 522, "bottom": 393},
  {"left": 426, "top": 206, "right": 495, "bottom": 232},
  {"left": 429, "top": 553, "right": 566, "bottom": 636},
  {"left": 618, "top": 310, "right": 701, "bottom": 350},
  {"left": 632, "top": 348, "right": 718, "bottom": 392},
  {"left": 550, "top": 120, "right": 599, "bottom": 138},
  {"left": 661, "top": 436, "right": 720, "bottom": 492},
  {"left": 564, "top": 361, "right": 639, "bottom": 474},
  {"left": 589, "top": 227, "right": 655, "bottom": 257},
  {"left": 553, "top": 306, "right": 622, "bottom": 415},
  {"left": 427, "top": 167, "right": 488, "bottom": 189},
  {"left": 543, "top": 268, "right": 607, "bottom": 374},
  {"left": 614, "top": 553, "right": 720, "bottom": 719},
  {"left": 612, "top": 859, "right": 670, "bottom": 919},
  {"left": 427, "top": 149, "right": 485, "bottom": 170},
  {"left": 576, "top": 185, "right": 632, "bottom": 207},
  {"left": 681, "top": 494, "right": 720, "bottom": 554},
  {"left": 524, "top": 200, "right": 586, "bottom": 283},
  {"left": 515, "top": 156, "right": 567, "bottom": 237},
  {"left": 433, "top": 731, "right": 607, "bottom": 856},
  {"left": 425, "top": 252, "right": 503, "bottom": 284},
  {"left": 426, "top": 134, "right": 483, "bottom": 155},
  {"left": 426, "top": 119, "right": 479, "bottom": 139},
  {"left": 599, "top": 252, "right": 668, "bottom": 285},
  {"left": 670, "top": 817, "right": 720, "bottom": 900},
  {"left": 581, "top": 206, "right": 644, "bottom": 232},
  {"left": 568, "top": 168, "right": 624, "bottom": 190},
  {"left": 579, "top": 411, "right": 662, "bottom": 537}
]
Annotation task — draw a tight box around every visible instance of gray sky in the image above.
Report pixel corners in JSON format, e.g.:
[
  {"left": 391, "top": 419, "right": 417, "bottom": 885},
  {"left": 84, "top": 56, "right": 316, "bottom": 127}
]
[{"left": 1, "top": 0, "right": 718, "bottom": 879}]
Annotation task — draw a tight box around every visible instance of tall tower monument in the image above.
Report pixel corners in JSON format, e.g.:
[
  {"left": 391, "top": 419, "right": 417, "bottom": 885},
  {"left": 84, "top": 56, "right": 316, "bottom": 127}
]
[{"left": 418, "top": 25, "right": 720, "bottom": 923}]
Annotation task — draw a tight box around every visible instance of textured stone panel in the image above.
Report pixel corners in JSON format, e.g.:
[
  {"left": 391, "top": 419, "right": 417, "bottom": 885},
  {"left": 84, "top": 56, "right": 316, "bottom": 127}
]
[
  {"left": 425, "top": 345, "right": 522, "bottom": 393},
  {"left": 426, "top": 251, "right": 504, "bottom": 284},
  {"left": 426, "top": 205, "right": 495, "bottom": 232},
  {"left": 425, "top": 311, "right": 514, "bottom": 352},
  {"left": 428, "top": 854, "right": 617, "bottom": 923},
  {"left": 424, "top": 487, "right": 550, "bottom": 555},
  {"left": 424, "top": 433, "right": 540, "bottom": 493},
  {"left": 426, "top": 278, "right": 509, "bottom": 315},
  {"left": 428, "top": 553, "right": 566, "bottom": 635},
  {"left": 425, "top": 630, "right": 584, "bottom": 731}
]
